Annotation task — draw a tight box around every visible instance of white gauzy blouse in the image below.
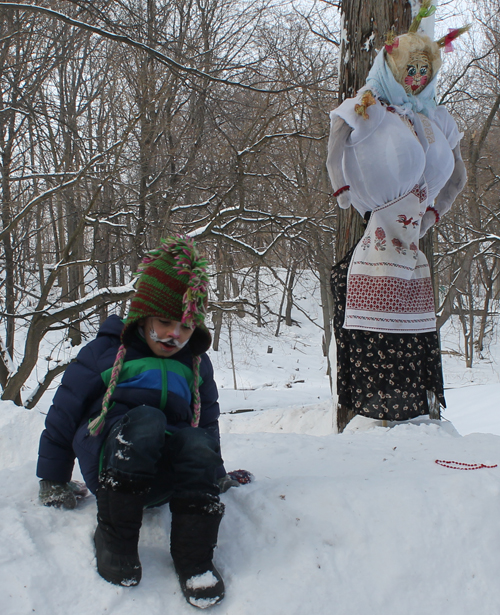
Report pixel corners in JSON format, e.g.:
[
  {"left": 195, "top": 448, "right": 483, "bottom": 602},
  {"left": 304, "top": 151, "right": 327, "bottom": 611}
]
[{"left": 326, "top": 91, "right": 462, "bottom": 217}]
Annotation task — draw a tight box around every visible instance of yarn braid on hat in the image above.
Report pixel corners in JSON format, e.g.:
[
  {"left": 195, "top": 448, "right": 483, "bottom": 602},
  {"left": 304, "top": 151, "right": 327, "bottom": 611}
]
[{"left": 88, "top": 234, "right": 210, "bottom": 436}]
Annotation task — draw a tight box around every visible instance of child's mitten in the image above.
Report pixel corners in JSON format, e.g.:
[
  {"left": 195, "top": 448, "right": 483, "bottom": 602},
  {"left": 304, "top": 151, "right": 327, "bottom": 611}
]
[{"left": 39, "top": 480, "right": 77, "bottom": 509}]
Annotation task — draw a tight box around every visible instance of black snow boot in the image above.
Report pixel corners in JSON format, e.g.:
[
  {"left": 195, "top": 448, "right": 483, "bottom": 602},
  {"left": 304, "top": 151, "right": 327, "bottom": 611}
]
[
  {"left": 94, "top": 475, "right": 147, "bottom": 587},
  {"left": 170, "top": 493, "right": 225, "bottom": 609}
]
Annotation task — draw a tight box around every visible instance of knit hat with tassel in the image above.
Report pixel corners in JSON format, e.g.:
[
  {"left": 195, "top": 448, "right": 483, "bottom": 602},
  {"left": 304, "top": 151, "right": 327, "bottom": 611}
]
[{"left": 89, "top": 234, "right": 211, "bottom": 436}]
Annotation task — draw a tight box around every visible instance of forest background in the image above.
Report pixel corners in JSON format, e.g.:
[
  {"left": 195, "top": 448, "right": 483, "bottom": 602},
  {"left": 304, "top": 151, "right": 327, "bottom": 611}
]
[{"left": 0, "top": 0, "right": 498, "bottom": 414}]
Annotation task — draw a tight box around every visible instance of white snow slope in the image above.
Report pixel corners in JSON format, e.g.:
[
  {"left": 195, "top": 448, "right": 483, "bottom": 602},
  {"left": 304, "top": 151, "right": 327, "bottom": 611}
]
[{"left": 2, "top": 273, "right": 500, "bottom": 615}]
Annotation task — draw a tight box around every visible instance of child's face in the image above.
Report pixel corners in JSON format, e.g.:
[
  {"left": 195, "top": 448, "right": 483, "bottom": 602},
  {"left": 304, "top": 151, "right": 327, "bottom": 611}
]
[{"left": 142, "top": 316, "right": 194, "bottom": 357}]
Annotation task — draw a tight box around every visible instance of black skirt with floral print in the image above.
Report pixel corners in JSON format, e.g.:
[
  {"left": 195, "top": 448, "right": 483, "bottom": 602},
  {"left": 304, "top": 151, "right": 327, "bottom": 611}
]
[{"left": 330, "top": 248, "right": 446, "bottom": 421}]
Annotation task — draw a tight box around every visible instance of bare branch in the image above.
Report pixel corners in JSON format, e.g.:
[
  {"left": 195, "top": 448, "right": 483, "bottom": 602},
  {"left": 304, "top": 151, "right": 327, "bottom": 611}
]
[{"left": 0, "top": 2, "right": 316, "bottom": 94}]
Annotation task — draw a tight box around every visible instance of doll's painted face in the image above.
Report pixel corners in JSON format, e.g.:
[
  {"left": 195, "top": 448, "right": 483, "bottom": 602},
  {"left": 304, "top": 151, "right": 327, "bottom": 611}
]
[{"left": 403, "top": 52, "right": 432, "bottom": 95}]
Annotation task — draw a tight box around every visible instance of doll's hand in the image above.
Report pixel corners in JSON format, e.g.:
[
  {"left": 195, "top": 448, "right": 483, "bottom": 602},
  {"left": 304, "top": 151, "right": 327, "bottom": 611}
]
[
  {"left": 419, "top": 210, "right": 436, "bottom": 238},
  {"left": 336, "top": 191, "right": 351, "bottom": 210},
  {"left": 39, "top": 480, "right": 77, "bottom": 509}
]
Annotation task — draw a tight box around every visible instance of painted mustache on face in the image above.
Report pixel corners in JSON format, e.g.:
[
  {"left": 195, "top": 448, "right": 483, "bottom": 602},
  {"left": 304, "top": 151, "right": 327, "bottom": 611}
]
[{"left": 149, "top": 326, "right": 189, "bottom": 350}]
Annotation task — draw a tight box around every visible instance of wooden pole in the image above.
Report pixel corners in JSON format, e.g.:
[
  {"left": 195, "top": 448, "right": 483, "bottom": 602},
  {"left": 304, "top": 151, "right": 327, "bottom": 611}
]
[{"left": 335, "top": 0, "right": 413, "bottom": 432}]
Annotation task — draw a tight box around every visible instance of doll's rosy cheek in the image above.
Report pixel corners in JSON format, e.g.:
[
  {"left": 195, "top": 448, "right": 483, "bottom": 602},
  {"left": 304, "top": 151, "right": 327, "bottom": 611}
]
[
  {"left": 404, "top": 76, "right": 414, "bottom": 85},
  {"left": 420, "top": 76, "right": 428, "bottom": 86}
]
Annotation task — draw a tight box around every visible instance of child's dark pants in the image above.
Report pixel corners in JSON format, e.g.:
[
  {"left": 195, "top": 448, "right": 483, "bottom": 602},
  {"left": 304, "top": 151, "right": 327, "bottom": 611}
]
[
  {"left": 101, "top": 405, "right": 222, "bottom": 505},
  {"left": 95, "top": 405, "right": 225, "bottom": 594}
]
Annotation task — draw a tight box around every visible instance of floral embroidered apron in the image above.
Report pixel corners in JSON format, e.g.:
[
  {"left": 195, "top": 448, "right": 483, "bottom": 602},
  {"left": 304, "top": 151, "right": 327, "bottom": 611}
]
[{"left": 344, "top": 184, "right": 436, "bottom": 333}]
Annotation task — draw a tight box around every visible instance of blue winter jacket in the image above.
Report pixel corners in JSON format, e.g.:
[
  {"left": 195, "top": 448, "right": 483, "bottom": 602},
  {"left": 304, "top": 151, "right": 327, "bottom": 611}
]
[{"left": 36, "top": 315, "right": 223, "bottom": 494}]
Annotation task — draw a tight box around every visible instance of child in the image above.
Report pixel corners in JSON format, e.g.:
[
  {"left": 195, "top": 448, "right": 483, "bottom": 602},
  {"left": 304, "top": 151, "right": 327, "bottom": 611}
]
[{"left": 36, "top": 234, "right": 229, "bottom": 608}]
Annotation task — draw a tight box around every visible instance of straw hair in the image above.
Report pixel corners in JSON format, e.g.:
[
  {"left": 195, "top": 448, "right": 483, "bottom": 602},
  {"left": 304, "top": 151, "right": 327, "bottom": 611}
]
[
  {"left": 436, "top": 25, "right": 471, "bottom": 49},
  {"left": 385, "top": 33, "right": 442, "bottom": 88},
  {"left": 409, "top": 0, "right": 436, "bottom": 34}
]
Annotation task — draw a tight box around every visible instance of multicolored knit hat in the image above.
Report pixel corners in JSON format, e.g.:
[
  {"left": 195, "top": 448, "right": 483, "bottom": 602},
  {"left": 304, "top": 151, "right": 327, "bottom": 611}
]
[
  {"left": 89, "top": 234, "right": 211, "bottom": 436},
  {"left": 122, "top": 234, "right": 211, "bottom": 348}
]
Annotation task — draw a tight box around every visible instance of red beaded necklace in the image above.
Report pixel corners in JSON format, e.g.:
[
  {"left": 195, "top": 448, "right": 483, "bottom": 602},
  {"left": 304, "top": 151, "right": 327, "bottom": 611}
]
[{"left": 435, "top": 459, "right": 497, "bottom": 470}]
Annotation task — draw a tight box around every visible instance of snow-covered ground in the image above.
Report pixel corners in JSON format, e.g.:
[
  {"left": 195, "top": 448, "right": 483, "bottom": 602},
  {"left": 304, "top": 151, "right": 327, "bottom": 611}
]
[{"left": 2, "top": 271, "right": 500, "bottom": 615}]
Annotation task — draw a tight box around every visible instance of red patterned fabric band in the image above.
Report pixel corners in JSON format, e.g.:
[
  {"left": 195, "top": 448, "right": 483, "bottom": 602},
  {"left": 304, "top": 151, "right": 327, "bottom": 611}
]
[
  {"left": 426, "top": 206, "right": 440, "bottom": 224},
  {"left": 346, "top": 275, "right": 435, "bottom": 314},
  {"left": 333, "top": 185, "right": 350, "bottom": 197}
]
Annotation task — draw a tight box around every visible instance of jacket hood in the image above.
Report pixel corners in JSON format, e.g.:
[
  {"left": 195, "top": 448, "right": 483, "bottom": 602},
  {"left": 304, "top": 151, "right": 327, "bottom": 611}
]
[{"left": 96, "top": 314, "right": 124, "bottom": 339}]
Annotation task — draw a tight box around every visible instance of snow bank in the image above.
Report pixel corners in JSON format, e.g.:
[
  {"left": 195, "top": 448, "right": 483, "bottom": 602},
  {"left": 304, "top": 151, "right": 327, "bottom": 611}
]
[
  {"left": 2, "top": 399, "right": 500, "bottom": 615},
  {"left": 3, "top": 264, "right": 500, "bottom": 614},
  {"left": 0, "top": 402, "right": 45, "bottom": 471}
]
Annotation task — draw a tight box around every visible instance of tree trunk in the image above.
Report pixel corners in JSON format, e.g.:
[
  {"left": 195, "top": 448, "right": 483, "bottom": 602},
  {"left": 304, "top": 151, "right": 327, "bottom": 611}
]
[
  {"left": 476, "top": 257, "right": 496, "bottom": 353},
  {"left": 284, "top": 263, "right": 297, "bottom": 327},
  {"left": 336, "top": 0, "right": 412, "bottom": 260},
  {"left": 336, "top": 0, "right": 412, "bottom": 432},
  {"left": 275, "top": 268, "right": 291, "bottom": 337},
  {"left": 211, "top": 248, "right": 225, "bottom": 352},
  {"left": 255, "top": 265, "right": 263, "bottom": 328}
]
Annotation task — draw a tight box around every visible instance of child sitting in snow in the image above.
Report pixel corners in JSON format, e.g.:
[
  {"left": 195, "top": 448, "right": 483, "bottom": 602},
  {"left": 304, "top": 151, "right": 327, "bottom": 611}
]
[{"left": 36, "top": 234, "right": 238, "bottom": 608}]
